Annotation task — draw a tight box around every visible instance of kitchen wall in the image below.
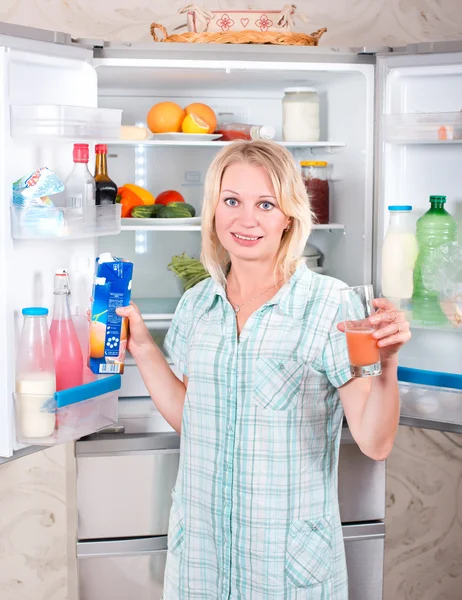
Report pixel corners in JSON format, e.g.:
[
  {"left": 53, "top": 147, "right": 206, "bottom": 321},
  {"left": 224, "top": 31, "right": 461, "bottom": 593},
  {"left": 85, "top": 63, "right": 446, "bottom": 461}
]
[{"left": 1, "top": 2, "right": 462, "bottom": 600}]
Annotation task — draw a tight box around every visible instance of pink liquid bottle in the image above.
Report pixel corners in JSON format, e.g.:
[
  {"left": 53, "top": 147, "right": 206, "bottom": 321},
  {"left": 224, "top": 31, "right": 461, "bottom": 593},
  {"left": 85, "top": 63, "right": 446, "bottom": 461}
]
[{"left": 50, "top": 270, "right": 84, "bottom": 391}]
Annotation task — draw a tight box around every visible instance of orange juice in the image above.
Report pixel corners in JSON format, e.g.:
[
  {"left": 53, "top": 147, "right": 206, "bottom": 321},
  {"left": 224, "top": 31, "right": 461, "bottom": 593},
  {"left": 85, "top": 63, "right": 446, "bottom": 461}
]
[{"left": 345, "top": 329, "right": 380, "bottom": 367}]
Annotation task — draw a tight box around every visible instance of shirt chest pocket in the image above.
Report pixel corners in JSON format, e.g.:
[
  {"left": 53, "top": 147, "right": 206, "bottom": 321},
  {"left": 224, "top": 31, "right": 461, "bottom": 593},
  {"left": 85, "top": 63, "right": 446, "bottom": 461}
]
[{"left": 254, "top": 357, "right": 304, "bottom": 411}]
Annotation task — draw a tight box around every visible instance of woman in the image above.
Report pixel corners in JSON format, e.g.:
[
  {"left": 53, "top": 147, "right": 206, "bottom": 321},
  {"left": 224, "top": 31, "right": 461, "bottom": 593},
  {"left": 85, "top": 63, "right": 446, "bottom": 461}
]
[{"left": 116, "top": 141, "right": 411, "bottom": 599}]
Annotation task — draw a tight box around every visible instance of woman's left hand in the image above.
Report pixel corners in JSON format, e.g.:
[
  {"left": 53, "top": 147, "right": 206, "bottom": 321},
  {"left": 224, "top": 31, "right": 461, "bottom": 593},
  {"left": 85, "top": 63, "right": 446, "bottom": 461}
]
[{"left": 368, "top": 298, "right": 411, "bottom": 363}]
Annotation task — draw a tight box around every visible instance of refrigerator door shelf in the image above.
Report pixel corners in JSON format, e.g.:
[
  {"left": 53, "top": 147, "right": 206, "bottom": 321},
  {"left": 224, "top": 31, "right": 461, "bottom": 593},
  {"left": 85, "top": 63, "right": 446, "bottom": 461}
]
[
  {"left": 10, "top": 105, "right": 122, "bottom": 141},
  {"left": 384, "top": 111, "right": 462, "bottom": 143},
  {"left": 10, "top": 204, "right": 121, "bottom": 240},
  {"left": 14, "top": 374, "right": 120, "bottom": 446}
]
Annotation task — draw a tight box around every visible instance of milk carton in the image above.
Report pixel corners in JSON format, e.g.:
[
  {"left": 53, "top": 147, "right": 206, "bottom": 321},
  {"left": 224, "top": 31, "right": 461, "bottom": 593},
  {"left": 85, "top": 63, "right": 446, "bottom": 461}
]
[{"left": 88, "top": 253, "right": 133, "bottom": 374}]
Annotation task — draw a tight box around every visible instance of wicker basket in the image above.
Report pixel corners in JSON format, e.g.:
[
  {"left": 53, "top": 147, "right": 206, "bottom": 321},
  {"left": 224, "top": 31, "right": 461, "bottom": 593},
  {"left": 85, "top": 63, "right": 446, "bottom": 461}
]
[{"left": 150, "top": 22, "right": 326, "bottom": 46}]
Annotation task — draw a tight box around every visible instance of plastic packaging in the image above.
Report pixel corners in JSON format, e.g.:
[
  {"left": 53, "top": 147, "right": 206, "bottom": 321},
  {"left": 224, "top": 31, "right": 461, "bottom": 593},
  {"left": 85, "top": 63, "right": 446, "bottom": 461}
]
[
  {"left": 283, "top": 87, "right": 320, "bottom": 142},
  {"left": 15, "top": 307, "right": 56, "bottom": 438},
  {"left": 381, "top": 206, "right": 418, "bottom": 300},
  {"left": 215, "top": 123, "right": 275, "bottom": 141},
  {"left": 50, "top": 270, "right": 84, "bottom": 391},
  {"left": 88, "top": 253, "right": 133, "bottom": 375},
  {"left": 300, "top": 161, "right": 329, "bottom": 224},
  {"left": 412, "top": 195, "right": 457, "bottom": 325}
]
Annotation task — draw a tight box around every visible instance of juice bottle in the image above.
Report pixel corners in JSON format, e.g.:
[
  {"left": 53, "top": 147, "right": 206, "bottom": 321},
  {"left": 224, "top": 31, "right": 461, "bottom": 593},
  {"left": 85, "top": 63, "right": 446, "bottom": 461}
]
[
  {"left": 412, "top": 195, "right": 457, "bottom": 325},
  {"left": 15, "top": 307, "right": 56, "bottom": 438},
  {"left": 50, "top": 270, "right": 84, "bottom": 390},
  {"left": 381, "top": 206, "right": 418, "bottom": 301}
]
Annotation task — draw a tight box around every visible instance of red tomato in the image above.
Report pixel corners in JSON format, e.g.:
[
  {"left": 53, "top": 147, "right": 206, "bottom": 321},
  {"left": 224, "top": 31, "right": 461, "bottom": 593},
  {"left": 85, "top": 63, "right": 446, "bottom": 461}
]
[{"left": 156, "top": 190, "right": 185, "bottom": 205}]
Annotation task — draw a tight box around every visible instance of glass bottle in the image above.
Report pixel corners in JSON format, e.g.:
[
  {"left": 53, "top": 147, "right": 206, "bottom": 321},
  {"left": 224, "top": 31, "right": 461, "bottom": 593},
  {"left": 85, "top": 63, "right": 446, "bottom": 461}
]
[
  {"left": 300, "top": 161, "right": 329, "bottom": 224},
  {"left": 15, "top": 307, "right": 56, "bottom": 438},
  {"left": 283, "top": 87, "right": 320, "bottom": 142},
  {"left": 65, "top": 143, "right": 96, "bottom": 211},
  {"left": 94, "top": 143, "right": 118, "bottom": 206}
]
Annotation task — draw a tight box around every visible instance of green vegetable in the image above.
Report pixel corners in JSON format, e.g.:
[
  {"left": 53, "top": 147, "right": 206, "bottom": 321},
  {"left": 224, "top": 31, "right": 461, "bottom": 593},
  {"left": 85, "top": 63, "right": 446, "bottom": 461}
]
[
  {"left": 167, "top": 202, "right": 196, "bottom": 217},
  {"left": 158, "top": 205, "right": 193, "bottom": 219},
  {"left": 168, "top": 252, "right": 210, "bottom": 291},
  {"left": 131, "top": 204, "right": 164, "bottom": 218}
]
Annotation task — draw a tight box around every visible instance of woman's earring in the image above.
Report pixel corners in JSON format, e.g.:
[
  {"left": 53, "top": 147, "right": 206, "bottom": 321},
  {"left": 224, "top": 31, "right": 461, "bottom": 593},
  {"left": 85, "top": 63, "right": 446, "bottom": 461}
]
[{"left": 285, "top": 224, "right": 291, "bottom": 231}]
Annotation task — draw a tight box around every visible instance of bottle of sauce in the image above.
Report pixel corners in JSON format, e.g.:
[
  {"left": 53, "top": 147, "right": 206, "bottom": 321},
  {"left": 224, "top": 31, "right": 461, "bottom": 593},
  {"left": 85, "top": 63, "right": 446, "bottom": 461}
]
[
  {"left": 65, "top": 143, "right": 96, "bottom": 211},
  {"left": 412, "top": 195, "right": 457, "bottom": 325},
  {"left": 50, "top": 270, "right": 84, "bottom": 391},
  {"left": 94, "top": 144, "right": 118, "bottom": 205},
  {"left": 215, "top": 123, "right": 275, "bottom": 141},
  {"left": 381, "top": 206, "right": 418, "bottom": 301},
  {"left": 15, "top": 307, "right": 56, "bottom": 439}
]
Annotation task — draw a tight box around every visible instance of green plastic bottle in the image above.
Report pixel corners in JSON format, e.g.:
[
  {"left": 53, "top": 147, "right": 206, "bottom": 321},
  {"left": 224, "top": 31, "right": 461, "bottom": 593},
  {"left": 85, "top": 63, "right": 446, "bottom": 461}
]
[{"left": 412, "top": 195, "right": 457, "bottom": 325}]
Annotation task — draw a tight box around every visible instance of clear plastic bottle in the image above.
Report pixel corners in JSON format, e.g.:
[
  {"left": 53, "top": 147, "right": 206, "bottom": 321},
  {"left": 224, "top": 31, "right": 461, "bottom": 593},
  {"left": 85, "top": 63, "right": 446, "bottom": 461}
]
[
  {"left": 65, "top": 143, "right": 96, "bottom": 212},
  {"left": 412, "top": 195, "right": 457, "bottom": 325},
  {"left": 381, "top": 206, "right": 418, "bottom": 301},
  {"left": 50, "top": 270, "right": 84, "bottom": 391},
  {"left": 15, "top": 307, "right": 56, "bottom": 438}
]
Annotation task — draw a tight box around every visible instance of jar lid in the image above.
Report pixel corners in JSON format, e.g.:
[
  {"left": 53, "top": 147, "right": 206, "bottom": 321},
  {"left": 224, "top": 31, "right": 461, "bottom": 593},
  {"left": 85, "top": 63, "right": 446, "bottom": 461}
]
[
  {"left": 388, "top": 205, "right": 412, "bottom": 211},
  {"left": 300, "top": 161, "right": 328, "bottom": 167},
  {"left": 22, "top": 307, "right": 48, "bottom": 316},
  {"left": 284, "top": 87, "right": 317, "bottom": 94}
]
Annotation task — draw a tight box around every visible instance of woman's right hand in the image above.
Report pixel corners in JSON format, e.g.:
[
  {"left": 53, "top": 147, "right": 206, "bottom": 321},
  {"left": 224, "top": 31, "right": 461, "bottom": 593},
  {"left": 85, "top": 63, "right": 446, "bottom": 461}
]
[{"left": 115, "top": 302, "right": 153, "bottom": 356}]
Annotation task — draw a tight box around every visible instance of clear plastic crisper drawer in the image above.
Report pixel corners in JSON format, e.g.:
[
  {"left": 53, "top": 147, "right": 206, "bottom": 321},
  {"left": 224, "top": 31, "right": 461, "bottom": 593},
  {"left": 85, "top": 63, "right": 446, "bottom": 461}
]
[
  {"left": 10, "top": 204, "right": 121, "bottom": 240},
  {"left": 14, "top": 374, "right": 121, "bottom": 445},
  {"left": 384, "top": 112, "right": 462, "bottom": 143},
  {"left": 10, "top": 105, "right": 122, "bottom": 140}
]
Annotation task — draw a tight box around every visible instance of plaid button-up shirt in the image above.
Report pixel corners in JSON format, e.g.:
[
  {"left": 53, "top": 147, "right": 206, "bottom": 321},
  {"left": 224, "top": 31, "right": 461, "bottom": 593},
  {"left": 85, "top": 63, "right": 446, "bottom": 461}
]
[{"left": 163, "top": 263, "right": 352, "bottom": 599}]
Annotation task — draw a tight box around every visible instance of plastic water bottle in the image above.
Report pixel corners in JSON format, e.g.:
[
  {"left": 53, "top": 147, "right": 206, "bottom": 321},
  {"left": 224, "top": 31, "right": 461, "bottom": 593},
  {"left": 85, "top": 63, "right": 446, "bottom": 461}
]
[
  {"left": 15, "top": 307, "right": 56, "bottom": 438},
  {"left": 381, "top": 206, "right": 418, "bottom": 301},
  {"left": 412, "top": 195, "right": 457, "bottom": 325}
]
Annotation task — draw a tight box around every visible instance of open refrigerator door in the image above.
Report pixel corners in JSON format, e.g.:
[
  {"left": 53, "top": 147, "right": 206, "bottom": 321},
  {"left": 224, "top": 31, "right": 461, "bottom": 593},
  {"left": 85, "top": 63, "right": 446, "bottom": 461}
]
[
  {"left": 0, "top": 24, "right": 123, "bottom": 458},
  {"left": 375, "top": 44, "right": 462, "bottom": 433}
]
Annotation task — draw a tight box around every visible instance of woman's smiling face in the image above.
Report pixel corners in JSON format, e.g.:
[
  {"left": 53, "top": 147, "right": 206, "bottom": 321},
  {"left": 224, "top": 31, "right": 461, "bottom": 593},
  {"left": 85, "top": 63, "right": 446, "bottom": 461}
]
[{"left": 214, "top": 162, "right": 290, "bottom": 265}]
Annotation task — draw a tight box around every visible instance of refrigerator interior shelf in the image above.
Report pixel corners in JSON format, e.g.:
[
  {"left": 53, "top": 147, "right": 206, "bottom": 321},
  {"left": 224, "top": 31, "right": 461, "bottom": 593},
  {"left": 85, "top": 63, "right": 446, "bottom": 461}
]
[
  {"left": 11, "top": 204, "right": 122, "bottom": 240},
  {"left": 109, "top": 140, "right": 347, "bottom": 150},
  {"left": 135, "top": 297, "right": 180, "bottom": 321},
  {"left": 10, "top": 105, "right": 122, "bottom": 140},
  {"left": 14, "top": 374, "right": 121, "bottom": 446},
  {"left": 384, "top": 111, "right": 462, "bottom": 143},
  {"left": 120, "top": 220, "right": 345, "bottom": 232}
]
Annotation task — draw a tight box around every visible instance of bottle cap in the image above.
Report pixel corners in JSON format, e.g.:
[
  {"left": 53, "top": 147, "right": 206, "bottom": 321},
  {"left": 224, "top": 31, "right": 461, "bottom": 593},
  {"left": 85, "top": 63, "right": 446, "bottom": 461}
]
[
  {"left": 259, "top": 125, "right": 275, "bottom": 140},
  {"left": 388, "top": 205, "right": 412, "bottom": 211},
  {"left": 55, "top": 269, "right": 67, "bottom": 275},
  {"left": 95, "top": 144, "right": 108, "bottom": 154},
  {"left": 73, "top": 144, "right": 89, "bottom": 163},
  {"left": 430, "top": 195, "right": 446, "bottom": 203},
  {"left": 300, "top": 161, "right": 328, "bottom": 167},
  {"left": 22, "top": 307, "right": 48, "bottom": 316}
]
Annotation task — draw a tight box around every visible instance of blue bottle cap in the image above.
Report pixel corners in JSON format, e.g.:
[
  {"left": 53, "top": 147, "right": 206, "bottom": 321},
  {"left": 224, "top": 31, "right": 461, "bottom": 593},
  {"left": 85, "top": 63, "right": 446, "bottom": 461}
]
[
  {"left": 388, "top": 205, "right": 412, "bottom": 211},
  {"left": 22, "top": 307, "right": 49, "bottom": 316}
]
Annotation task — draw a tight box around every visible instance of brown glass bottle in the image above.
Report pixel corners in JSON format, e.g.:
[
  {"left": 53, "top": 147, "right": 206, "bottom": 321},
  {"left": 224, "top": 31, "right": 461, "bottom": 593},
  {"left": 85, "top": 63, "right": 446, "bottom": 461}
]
[{"left": 94, "top": 144, "right": 117, "bottom": 205}]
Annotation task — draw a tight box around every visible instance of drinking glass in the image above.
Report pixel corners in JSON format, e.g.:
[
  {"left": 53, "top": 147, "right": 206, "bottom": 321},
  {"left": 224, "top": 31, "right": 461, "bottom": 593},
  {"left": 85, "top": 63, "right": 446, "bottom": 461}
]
[{"left": 340, "top": 285, "right": 382, "bottom": 377}]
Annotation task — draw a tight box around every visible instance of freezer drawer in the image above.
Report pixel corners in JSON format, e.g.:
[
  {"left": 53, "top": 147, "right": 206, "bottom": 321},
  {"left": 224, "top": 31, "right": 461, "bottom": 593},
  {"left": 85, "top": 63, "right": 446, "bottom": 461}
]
[
  {"left": 338, "top": 428, "right": 386, "bottom": 522},
  {"left": 76, "top": 433, "right": 180, "bottom": 540},
  {"left": 77, "top": 525, "right": 384, "bottom": 600},
  {"left": 344, "top": 522, "right": 385, "bottom": 600},
  {"left": 78, "top": 537, "right": 167, "bottom": 600}
]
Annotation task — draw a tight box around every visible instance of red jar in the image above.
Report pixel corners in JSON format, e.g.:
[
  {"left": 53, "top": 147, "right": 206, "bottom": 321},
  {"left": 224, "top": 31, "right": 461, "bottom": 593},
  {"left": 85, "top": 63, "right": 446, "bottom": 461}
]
[{"left": 300, "top": 161, "right": 329, "bottom": 224}]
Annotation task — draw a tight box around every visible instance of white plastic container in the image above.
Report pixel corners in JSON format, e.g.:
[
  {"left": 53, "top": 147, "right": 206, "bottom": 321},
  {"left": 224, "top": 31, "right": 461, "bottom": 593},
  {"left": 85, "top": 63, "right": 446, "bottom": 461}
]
[
  {"left": 381, "top": 205, "right": 418, "bottom": 300},
  {"left": 282, "top": 87, "right": 320, "bottom": 142}
]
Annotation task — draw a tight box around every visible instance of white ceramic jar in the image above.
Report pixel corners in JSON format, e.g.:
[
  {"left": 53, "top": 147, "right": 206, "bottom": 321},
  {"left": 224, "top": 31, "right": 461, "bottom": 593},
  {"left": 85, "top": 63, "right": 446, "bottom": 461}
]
[{"left": 282, "top": 87, "right": 320, "bottom": 142}]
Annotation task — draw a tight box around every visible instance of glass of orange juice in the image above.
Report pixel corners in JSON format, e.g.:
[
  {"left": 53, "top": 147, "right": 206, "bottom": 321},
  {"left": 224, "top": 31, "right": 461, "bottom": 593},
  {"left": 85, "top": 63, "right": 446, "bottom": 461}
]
[{"left": 340, "top": 285, "right": 381, "bottom": 377}]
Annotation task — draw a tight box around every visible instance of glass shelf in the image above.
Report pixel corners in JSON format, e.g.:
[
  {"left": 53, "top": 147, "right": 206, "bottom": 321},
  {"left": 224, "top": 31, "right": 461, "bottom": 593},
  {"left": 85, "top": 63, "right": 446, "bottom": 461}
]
[
  {"left": 384, "top": 111, "right": 462, "bottom": 144},
  {"left": 109, "top": 139, "right": 346, "bottom": 150},
  {"left": 120, "top": 219, "right": 345, "bottom": 232}
]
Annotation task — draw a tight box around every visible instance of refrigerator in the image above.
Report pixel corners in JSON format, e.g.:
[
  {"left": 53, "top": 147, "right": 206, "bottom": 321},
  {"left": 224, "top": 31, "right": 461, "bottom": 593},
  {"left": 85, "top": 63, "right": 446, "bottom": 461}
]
[{"left": 0, "top": 21, "right": 461, "bottom": 599}]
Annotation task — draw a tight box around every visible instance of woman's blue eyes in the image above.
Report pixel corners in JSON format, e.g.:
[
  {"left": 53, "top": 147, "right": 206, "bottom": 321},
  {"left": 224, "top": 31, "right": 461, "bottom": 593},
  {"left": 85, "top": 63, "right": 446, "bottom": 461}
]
[{"left": 224, "top": 198, "right": 274, "bottom": 210}]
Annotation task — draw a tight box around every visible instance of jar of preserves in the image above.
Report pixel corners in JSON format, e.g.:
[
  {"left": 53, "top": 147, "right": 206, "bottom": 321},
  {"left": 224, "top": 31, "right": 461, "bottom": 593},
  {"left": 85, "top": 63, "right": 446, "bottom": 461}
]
[
  {"left": 282, "top": 87, "right": 320, "bottom": 142},
  {"left": 300, "top": 161, "right": 329, "bottom": 224}
]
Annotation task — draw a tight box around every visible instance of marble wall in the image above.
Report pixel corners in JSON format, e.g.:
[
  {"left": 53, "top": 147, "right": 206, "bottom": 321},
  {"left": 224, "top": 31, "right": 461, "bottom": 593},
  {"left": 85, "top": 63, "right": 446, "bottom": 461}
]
[{"left": 1, "top": 2, "right": 462, "bottom": 600}]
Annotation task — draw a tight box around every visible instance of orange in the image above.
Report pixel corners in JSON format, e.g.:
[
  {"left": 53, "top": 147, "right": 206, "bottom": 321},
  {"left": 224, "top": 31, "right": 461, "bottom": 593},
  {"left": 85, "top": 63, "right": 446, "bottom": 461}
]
[
  {"left": 89, "top": 321, "right": 106, "bottom": 359},
  {"left": 185, "top": 103, "right": 217, "bottom": 133},
  {"left": 147, "top": 102, "right": 185, "bottom": 134},
  {"left": 182, "top": 113, "right": 210, "bottom": 134}
]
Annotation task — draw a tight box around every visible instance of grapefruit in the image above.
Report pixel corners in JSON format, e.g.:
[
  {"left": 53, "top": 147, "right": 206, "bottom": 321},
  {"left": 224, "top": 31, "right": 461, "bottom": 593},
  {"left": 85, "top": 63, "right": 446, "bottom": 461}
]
[
  {"left": 147, "top": 102, "right": 185, "bottom": 134},
  {"left": 185, "top": 103, "right": 217, "bottom": 133},
  {"left": 182, "top": 113, "right": 210, "bottom": 134}
]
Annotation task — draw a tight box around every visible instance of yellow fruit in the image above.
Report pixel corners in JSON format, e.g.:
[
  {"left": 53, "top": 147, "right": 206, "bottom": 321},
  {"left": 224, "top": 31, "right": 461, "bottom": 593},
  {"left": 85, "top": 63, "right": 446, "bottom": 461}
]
[
  {"left": 147, "top": 102, "right": 185, "bottom": 134},
  {"left": 89, "top": 321, "right": 106, "bottom": 359},
  {"left": 182, "top": 113, "right": 210, "bottom": 134},
  {"left": 185, "top": 103, "right": 217, "bottom": 133}
]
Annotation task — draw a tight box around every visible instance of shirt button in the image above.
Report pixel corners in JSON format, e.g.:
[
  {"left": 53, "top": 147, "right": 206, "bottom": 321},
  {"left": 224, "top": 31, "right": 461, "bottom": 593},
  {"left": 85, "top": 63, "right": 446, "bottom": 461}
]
[
  {"left": 278, "top": 363, "right": 285, "bottom": 370},
  {"left": 224, "top": 538, "right": 229, "bottom": 544},
  {"left": 228, "top": 386, "right": 232, "bottom": 393},
  {"left": 227, "top": 425, "right": 232, "bottom": 431}
]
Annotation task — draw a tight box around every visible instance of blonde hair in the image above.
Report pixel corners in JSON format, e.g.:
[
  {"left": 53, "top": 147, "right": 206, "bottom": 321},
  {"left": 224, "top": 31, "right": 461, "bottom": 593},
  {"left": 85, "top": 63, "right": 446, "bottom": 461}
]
[{"left": 201, "top": 140, "right": 313, "bottom": 287}]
